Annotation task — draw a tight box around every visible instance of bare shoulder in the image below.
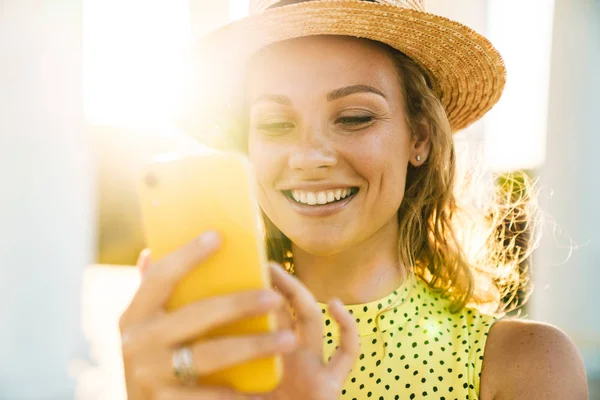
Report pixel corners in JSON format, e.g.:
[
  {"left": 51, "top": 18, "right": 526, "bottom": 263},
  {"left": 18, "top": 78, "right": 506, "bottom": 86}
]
[{"left": 479, "top": 318, "right": 589, "bottom": 400}]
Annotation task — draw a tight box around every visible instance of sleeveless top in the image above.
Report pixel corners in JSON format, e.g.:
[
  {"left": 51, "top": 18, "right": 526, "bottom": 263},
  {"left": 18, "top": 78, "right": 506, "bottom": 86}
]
[{"left": 317, "top": 275, "right": 499, "bottom": 400}]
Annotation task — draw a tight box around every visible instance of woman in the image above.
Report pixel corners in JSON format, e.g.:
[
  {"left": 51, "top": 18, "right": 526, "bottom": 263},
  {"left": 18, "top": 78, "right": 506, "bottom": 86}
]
[{"left": 119, "top": 1, "right": 589, "bottom": 399}]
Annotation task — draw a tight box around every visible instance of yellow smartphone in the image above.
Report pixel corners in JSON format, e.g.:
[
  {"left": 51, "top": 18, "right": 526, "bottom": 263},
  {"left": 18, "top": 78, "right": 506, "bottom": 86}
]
[{"left": 136, "top": 150, "right": 281, "bottom": 393}]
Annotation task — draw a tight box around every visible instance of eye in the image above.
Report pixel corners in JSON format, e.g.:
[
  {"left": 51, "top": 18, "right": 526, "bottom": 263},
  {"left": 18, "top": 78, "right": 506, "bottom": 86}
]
[
  {"left": 336, "top": 115, "right": 374, "bottom": 127},
  {"left": 256, "top": 121, "right": 295, "bottom": 135}
]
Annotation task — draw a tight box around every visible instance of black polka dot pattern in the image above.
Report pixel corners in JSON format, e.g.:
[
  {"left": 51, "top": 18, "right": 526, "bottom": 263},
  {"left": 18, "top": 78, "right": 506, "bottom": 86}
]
[{"left": 318, "top": 276, "right": 498, "bottom": 399}]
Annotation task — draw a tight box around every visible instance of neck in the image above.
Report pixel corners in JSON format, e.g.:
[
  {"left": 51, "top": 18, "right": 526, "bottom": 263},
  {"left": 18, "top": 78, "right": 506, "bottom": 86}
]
[{"left": 291, "top": 218, "right": 407, "bottom": 305}]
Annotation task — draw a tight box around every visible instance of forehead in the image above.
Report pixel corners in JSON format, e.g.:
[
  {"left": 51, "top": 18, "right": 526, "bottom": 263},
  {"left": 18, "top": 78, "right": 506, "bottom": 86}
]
[{"left": 246, "top": 35, "right": 400, "bottom": 96}]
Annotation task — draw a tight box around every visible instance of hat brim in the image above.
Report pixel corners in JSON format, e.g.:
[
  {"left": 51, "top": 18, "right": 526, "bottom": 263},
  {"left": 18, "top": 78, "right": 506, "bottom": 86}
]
[{"left": 177, "top": 1, "right": 506, "bottom": 136}]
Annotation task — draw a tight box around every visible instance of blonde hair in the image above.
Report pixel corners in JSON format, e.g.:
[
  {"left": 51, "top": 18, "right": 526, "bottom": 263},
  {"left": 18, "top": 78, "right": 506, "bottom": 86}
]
[{"left": 262, "top": 43, "right": 541, "bottom": 317}]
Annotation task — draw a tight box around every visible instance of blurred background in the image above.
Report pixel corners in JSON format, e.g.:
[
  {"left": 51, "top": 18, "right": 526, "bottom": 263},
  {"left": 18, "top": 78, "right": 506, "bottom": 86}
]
[{"left": 1, "top": 0, "right": 599, "bottom": 398}]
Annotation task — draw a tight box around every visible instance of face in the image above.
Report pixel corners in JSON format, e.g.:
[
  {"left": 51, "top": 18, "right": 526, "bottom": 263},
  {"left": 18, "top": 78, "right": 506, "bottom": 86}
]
[{"left": 247, "top": 36, "right": 421, "bottom": 256}]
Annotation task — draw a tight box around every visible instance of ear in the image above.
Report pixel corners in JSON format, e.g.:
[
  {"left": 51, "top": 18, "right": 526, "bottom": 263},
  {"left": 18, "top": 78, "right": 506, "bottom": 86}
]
[{"left": 409, "top": 121, "right": 432, "bottom": 167}]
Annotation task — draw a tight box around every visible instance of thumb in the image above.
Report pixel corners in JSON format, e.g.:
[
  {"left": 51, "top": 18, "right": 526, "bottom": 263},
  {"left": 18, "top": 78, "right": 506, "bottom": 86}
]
[{"left": 136, "top": 248, "right": 151, "bottom": 278}]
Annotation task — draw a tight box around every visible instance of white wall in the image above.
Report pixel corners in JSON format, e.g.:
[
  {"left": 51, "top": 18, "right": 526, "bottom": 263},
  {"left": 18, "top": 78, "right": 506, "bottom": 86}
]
[
  {"left": 531, "top": 0, "right": 600, "bottom": 379},
  {"left": 426, "top": 0, "right": 487, "bottom": 144},
  {"left": 484, "top": 0, "right": 555, "bottom": 171},
  {"left": 0, "top": 0, "right": 95, "bottom": 398},
  {"left": 426, "top": 0, "right": 487, "bottom": 34}
]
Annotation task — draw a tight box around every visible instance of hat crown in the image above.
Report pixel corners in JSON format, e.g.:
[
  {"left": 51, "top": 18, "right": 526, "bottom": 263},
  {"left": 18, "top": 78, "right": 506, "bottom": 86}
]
[{"left": 250, "top": 0, "right": 426, "bottom": 14}]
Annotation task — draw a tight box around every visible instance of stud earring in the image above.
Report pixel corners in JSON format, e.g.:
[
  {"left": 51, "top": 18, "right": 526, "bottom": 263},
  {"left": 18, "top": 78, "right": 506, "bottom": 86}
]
[{"left": 416, "top": 155, "right": 422, "bottom": 162}]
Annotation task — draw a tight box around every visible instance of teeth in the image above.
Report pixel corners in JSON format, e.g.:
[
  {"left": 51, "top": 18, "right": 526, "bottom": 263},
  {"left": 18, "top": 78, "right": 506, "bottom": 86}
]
[
  {"left": 327, "top": 191, "right": 335, "bottom": 202},
  {"left": 289, "top": 188, "right": 356, "bottom": 205},
  {"left": 317, "top": 192, "right": 327, "bottom": 205}
]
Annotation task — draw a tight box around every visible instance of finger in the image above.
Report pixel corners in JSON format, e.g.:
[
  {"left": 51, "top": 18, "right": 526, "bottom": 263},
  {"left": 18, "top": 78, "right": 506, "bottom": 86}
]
[
  {"left": 191, "top": 331, "right": 296, "bottom": 376},
  {"left": 269, "top": 263, "right": 321, "bottom": 325},
  {"left": 136, "top": 330, "right": 297, "bottom": 384},
  {"left": 122, "top": 289, "right": 284, "bottom": 356},
  {"left": 326, "top": 298, "right": 360, "bottom": 383},
  {"left": 154, "top": 384, "right": 263, "bottom": 400},
  {"left": 269, "top": 262, "right": 323, "bottom": 356},
  {"left": 137, "top": 248, "right": 151, "bottom": 277},
  {"left": 273, "top": 298, "right": 295, "bottom": 331},
  {"left": 120, "top": 231, "right": 221, "bottom": 329}
]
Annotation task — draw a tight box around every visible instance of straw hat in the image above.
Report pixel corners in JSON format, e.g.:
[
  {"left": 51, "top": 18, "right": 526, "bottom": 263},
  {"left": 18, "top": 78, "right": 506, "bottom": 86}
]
[{"left": 177, "top": 0, "right": 506, "bottom": 137}]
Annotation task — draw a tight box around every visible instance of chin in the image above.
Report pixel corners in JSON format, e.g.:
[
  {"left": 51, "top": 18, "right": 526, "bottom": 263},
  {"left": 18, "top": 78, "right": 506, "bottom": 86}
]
[{"left": 287, "top": 231, "right": 350, "bottom": 257}]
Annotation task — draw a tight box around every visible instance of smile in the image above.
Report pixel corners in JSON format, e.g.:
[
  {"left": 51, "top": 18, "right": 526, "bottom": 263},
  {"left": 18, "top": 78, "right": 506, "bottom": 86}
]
[{"left": 283, "top": 187, "right": 359, "bottom": 206}]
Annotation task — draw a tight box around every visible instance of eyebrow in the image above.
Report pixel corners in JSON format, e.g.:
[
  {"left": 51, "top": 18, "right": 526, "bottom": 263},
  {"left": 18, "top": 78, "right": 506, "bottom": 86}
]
[
  {"left": 327, "top": 84, "right": 387, "bottom": 101},
  {"left": 252, "top": 84, "right": 387, "bottom": 106}
]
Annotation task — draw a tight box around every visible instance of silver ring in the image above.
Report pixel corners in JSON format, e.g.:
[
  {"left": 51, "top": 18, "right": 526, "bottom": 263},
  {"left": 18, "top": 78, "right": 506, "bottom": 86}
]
[{"left": 172, "top": 346, "right": 198, "bottom": 386}]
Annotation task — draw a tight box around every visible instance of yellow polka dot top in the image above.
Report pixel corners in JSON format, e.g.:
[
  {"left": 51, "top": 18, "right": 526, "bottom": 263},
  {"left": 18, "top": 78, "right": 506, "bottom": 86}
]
[{"left": 317, "top": 275, "right": 498, "bottom": 400}]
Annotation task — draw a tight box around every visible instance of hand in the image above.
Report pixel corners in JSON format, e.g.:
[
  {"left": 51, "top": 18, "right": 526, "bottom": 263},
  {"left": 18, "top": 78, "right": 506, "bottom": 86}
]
[
  {"left": 119, "top": 232, "right": 298, "bottom": 400},
  {"left": 266, "top": 263, "right": 360, "bottom": 400}
]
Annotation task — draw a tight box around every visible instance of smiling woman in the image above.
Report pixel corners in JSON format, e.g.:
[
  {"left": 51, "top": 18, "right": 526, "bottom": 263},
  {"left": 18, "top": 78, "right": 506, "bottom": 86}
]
[
  {"left": 247, "top": 37, "right": 418, "bottom": 264},
  {"left": 119, "top": 1, "right": 590, "bottom": 399}
]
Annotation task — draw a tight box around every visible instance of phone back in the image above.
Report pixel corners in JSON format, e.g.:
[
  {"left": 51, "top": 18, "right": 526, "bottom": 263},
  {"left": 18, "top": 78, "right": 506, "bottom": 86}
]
[{"left": 137, "top": 151, "right": 281, "bottom": 393}]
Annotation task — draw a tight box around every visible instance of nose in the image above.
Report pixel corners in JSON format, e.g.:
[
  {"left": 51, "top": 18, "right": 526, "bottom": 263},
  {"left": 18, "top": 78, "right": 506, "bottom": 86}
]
[{"left": 288, "top": 127, "right": 337, "bottom": 172}]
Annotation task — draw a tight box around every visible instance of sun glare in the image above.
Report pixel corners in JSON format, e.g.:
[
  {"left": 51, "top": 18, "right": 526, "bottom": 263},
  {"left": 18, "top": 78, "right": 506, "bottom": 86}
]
[
  {"left": 83, "top": 0, "right": 190, "bottom": 129},
  {"left": 230, "top": 0, "right": 250, "bottom": 21},
  {"left": 484, "top": 0, "right": 555, "bottom": 171}
]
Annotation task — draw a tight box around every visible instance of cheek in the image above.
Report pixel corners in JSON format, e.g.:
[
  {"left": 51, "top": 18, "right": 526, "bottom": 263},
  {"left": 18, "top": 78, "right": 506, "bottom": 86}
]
[
  {"left": 247, "top": 134, "right": 283, "bottom": 201},
  {"left": 248, "top": 134, "right": 271, "bottom": 181},
  {"left": 350, "top": 128, "right": 408, "bottom": 179},
  {"left": 350, "top": 128, "right": 409, "bottom": 206}
]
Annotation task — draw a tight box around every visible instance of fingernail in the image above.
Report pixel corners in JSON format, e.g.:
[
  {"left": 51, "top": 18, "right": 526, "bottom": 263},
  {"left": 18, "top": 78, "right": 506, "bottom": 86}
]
[
  {"left": 329, "top": 298, "right": 343, "bottom": 308},
  {"left": 258, "top": 290, "right": 281, "bottom": 306},
  {"left": 276, "top": 330, "right": 296, "bottom": 347},
  {"left": 136, "top": 248, "right": 150, "bottom": 267},
  {"left": 198, "top": 231, "right": 220, "bottom": 247}
]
